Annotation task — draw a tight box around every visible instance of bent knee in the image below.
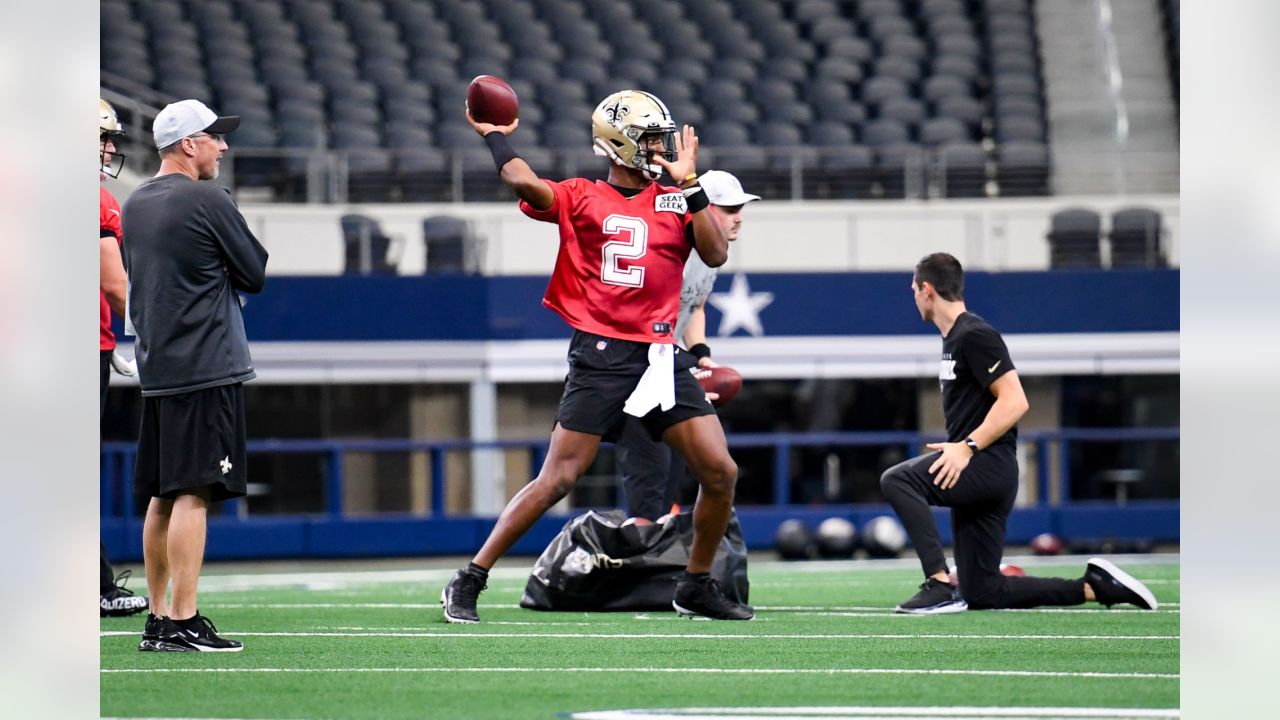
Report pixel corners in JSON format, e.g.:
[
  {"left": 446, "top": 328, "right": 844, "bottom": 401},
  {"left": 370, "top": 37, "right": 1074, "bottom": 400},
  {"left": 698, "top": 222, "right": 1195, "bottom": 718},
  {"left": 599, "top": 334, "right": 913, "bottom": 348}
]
[
  {"left": 880, "top": 467, "right": 905, "bottom": 494},
  {"left": 696, "top": 457, "right": 738, "bottom": 495}
]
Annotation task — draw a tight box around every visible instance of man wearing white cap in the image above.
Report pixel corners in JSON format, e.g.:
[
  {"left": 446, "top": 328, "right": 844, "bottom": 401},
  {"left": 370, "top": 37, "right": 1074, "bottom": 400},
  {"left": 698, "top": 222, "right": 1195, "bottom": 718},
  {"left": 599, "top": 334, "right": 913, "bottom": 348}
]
[
  {"left": 616, "top": 170, "right": 761, "bottom": 521},
  {"left": 121, "top": 99, "right": 267, "bottom": 652}
]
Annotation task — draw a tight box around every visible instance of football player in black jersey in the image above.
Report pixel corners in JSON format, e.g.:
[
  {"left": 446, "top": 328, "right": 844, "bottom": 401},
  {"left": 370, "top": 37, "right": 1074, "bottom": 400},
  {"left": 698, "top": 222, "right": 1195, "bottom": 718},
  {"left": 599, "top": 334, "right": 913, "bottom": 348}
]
[{"left": 881, "top": 252, "right": 1158, "bottom": 614}]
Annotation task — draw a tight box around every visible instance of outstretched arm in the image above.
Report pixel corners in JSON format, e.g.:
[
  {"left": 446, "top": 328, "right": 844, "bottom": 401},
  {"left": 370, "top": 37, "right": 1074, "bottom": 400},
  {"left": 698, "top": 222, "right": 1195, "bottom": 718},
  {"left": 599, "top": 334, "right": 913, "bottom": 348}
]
[{"left": 467, "top": 110, "right": 554, "bottom": 211}]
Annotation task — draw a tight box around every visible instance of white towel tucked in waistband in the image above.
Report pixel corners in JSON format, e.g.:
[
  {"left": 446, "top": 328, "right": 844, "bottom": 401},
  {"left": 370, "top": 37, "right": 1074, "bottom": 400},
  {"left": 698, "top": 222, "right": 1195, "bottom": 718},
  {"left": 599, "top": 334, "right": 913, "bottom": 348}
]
[{"left": 623, "top": 343, "right": 676, "bottom": 417}]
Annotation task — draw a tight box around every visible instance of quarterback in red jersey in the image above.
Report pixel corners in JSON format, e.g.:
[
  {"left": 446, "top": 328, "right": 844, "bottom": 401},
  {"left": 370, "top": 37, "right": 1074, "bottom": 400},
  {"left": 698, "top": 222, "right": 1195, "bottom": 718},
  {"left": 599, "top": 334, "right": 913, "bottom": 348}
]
[
  {"left": 99, "top": 98, "right": 148, "bottom": 618},
  {"left": 442, "top": 90, "right": 752, "bottom": 622}
]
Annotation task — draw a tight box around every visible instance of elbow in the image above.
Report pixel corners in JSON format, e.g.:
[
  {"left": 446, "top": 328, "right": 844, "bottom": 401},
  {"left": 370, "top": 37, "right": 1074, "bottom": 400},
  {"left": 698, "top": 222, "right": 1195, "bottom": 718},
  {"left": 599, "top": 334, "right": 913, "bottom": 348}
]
[
  {"left": 1014, "top": 396, "right": 1030, "bottom": 421},
  {"left": 704, "top": 247, "right": 728, "bottom": 268}
]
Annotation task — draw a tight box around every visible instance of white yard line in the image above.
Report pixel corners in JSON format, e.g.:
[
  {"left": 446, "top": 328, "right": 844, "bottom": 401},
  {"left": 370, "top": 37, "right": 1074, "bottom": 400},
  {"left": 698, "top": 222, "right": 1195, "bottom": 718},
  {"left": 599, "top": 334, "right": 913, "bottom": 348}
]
[
  {"left": 99, "top": 666, "right": 1179, "bottom": 680},
  {"left": 191, "top": 602, "right": 1176, "bottom": 613},
  {"left": 570, "top": 707, "right": 1179, "bottom": 719},
  {"left": 99, "top": 630, "right": 1177, "bottom": 641},
  {"left": 191, "top": 557, "right": 1179, "bottom": 593}
]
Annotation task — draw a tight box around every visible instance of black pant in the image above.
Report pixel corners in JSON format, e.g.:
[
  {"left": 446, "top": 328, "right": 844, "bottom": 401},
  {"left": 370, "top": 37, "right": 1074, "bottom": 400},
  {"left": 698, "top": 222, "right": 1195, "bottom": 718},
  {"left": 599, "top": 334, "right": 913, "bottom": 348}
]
[
  {"left": 616, "top": 415, "right": 701, "bottom": 521},
  {"left": 880, "top": 448, "right": 1085, "bottom": 609}
]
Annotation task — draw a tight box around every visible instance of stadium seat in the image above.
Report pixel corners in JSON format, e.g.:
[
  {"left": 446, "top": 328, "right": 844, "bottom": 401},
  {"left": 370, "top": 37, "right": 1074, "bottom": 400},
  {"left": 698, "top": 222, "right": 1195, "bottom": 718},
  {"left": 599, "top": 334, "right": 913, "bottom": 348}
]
[
  {"left": 341, "top": 214, "right": 400, "bottom": 274},
  {"left": 1046, "top": 208, "right": 1103, "bottom": 268},
  {"left": 1109, "top": 207, "right": 1167, "bottom": 268},
  {"left": 938, "top": 142, "right": 988, "bottom": 198},
  {"left": 996, "top": 141, "right": 1050, "bottom": 196},
  {"left": 920, "top": 117, "right": 970, "bottom": 146},
  {"left": 862, "top": 119, "right": 912, "bottom": 147},
  {"left": 876, "top": 143, "right": 926, "bottom": 198},
  {"left": 422, "top": 216, "right": 482, "bottom": 274}
]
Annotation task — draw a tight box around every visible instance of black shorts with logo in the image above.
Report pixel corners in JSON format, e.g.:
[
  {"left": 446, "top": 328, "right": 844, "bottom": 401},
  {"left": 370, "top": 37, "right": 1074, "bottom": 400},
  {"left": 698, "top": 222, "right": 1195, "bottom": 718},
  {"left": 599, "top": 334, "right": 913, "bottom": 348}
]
[
  {"left": 134, "top": 382, "right": 248, "bottom": 501},
  {"left": 557, "top": 330, "right": 716, "bottom": 443}
]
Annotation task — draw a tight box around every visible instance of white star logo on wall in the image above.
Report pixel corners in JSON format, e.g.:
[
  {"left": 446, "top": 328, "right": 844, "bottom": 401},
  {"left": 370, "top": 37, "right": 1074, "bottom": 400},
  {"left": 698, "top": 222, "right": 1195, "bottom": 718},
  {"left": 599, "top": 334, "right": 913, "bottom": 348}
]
[{"left": 708, "top": 273, "right": 774, "bottom": 337}]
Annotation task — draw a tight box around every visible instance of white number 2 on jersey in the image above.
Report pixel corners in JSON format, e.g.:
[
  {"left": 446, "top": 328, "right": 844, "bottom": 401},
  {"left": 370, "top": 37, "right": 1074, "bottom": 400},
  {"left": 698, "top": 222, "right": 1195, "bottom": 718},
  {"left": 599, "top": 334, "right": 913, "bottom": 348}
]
[{"left": 600, "top": 214, "right": 648, "bottom": 288}]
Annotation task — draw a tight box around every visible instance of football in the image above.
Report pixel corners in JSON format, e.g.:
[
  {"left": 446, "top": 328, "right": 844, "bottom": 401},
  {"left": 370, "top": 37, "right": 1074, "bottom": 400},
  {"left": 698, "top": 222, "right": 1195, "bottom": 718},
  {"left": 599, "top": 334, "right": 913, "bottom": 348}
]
[
  {"left": 467, "top": 75, "right": 519, "bottom": 125},
  {"left": 696, "top": 365, "right": 742, "bottom": 407}
]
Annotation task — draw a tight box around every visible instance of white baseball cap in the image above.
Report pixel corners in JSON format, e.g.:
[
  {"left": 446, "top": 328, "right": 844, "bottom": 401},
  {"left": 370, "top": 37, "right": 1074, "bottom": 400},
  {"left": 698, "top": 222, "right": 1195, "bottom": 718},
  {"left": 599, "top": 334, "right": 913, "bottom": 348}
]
[
  {"left": 152, "top": 99, "right": 240, "bottom": 149},
  {"left": 699, "top": 170, "right": 761, "bottom": 206}
]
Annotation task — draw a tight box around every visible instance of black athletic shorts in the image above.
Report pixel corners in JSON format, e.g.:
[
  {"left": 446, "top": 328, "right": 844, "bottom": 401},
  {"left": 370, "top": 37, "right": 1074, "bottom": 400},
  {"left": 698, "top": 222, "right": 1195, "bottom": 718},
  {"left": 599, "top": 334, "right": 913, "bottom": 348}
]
[
  {"left": 557, "top": 330, "right": 715, "bottom": 443},
  {"left": 134, "top": 382, "right": 248, "bottom": 501}
]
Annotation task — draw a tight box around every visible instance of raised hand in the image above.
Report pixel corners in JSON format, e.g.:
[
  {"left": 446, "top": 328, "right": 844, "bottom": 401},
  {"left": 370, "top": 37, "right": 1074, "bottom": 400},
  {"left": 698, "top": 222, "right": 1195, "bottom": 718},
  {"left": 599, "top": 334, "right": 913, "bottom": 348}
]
[
  {"left": 652, "top": 125, "right": 698, "bottom": 183},
  {"left": 466, "top": 107, "right": 519, "bottom": 137}
]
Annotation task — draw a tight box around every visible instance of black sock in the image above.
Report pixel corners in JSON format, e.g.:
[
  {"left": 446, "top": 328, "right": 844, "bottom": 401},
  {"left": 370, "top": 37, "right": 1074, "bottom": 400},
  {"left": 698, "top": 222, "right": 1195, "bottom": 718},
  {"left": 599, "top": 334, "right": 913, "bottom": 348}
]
[
  {"left": 174, "top": 613, "right": 200, "bottom": 627},
  {"left": 683, "top": 571, "right": 711, "bottom": 582},
  {"left": 466, "top": 562, "right": 490, "bottom": 579}
]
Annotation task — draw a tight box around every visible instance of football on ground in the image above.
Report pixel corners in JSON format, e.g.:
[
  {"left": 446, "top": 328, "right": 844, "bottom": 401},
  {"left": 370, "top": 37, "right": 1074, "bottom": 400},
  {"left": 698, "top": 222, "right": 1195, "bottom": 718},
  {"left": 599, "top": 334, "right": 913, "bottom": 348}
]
[
  {"left": 697, "top": 365, "right": 742, "bottom": 407},
  {"left": 467, "top": 74, "right": 519, "bottom": 125}
]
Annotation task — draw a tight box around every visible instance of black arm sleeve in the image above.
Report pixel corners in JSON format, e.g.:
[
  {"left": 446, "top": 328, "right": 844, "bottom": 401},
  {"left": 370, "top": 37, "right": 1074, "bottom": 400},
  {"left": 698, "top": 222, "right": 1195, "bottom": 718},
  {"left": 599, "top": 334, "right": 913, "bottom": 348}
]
[
  {"left": 204, "top": 187, "right": 269, "bottom": 294},
  {"left": 963, "top": 326, "right": 1015, "bottom": 389}
]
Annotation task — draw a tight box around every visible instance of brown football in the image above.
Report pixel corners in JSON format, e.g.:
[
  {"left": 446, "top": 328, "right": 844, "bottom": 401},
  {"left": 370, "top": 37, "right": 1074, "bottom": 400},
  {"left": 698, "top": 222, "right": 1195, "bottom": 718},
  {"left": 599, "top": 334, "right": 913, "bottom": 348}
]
[
  {"left": 697, "top": 366, "right": 742, "bottom": 408},
  {"left": 467, "top": 75, "right": 519, "bottom": 125}
]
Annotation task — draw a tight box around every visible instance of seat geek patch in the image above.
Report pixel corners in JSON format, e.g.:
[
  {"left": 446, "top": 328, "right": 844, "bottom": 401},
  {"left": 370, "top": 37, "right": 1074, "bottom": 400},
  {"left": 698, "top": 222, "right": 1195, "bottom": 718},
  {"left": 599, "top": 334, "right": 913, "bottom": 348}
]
[{"left": 655, "top": 192, "right": 687, "bottom": 214}]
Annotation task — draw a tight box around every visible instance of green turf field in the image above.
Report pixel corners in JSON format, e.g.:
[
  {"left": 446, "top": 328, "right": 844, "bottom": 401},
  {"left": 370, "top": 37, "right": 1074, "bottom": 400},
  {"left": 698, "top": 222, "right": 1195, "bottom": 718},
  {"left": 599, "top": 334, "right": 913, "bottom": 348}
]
[{"left": 100, "top": 555, "right": 1179, "bottom": 719}]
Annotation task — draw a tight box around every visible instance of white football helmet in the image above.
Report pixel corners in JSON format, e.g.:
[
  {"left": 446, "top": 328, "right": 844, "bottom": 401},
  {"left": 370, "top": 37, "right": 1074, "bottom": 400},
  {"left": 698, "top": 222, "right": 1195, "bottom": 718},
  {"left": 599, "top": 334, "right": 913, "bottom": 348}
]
[
  {"left": 99, "top": 97, "right": 126, "bottom": 178},
  {"left": 591, "top": 90, "right": 677, "bottom": 180}
]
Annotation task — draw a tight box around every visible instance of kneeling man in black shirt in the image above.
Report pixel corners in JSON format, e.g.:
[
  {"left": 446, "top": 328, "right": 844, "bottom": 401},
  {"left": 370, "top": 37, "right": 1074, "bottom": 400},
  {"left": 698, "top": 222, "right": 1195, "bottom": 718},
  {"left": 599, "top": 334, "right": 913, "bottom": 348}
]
[{"left": 883, "top": 252, "right": 1158, "bottom": 614}]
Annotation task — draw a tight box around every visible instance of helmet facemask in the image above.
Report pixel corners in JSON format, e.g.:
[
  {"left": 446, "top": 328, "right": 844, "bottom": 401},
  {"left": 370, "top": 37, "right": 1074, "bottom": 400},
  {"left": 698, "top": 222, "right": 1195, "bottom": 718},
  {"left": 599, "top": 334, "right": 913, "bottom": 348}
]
[
  {"left": 99, "top": 98, "right": 127, "bottom": 178},
  {"left": 591, "top": 90, "right": 678, "bottom": 181}
]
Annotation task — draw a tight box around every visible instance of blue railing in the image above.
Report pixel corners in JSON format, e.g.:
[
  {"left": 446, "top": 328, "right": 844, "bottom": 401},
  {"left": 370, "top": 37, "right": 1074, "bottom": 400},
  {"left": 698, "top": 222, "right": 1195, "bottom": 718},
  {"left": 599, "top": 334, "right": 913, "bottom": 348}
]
[{"left": 101, "top": 427, "right": 1179, "bottom": 521}]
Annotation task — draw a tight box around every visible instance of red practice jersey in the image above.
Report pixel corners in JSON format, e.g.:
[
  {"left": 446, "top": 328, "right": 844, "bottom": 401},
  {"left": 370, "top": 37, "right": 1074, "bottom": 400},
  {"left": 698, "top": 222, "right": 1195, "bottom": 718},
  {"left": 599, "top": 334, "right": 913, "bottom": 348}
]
[
  {"left": 520, "top": 178, "right": 696, "bottom": 343},
  {"left": 100, "top": 185, "right": 123, "bottom": 351}
]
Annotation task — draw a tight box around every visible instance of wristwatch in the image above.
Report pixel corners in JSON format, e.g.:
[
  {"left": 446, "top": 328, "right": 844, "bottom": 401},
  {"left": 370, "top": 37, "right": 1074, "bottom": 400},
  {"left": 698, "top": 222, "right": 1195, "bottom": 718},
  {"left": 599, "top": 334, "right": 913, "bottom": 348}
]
[{"left": 964, "top": 437, "right": 980, "bottom": 453}]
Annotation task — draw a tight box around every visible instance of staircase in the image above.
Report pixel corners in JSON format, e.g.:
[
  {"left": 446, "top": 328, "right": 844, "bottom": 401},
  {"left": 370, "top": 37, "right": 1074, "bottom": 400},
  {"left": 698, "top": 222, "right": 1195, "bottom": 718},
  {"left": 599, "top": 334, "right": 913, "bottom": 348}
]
[{"left": 1035, "top": 0, "right": 1179, "bottom": 195}]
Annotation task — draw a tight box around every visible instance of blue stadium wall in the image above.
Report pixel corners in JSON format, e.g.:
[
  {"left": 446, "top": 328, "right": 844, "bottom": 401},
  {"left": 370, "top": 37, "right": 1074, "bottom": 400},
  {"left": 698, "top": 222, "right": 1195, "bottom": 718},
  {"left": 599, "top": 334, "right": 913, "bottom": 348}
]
[{"left": 103, "top": 269, "right": 1178, "bottom": 560}]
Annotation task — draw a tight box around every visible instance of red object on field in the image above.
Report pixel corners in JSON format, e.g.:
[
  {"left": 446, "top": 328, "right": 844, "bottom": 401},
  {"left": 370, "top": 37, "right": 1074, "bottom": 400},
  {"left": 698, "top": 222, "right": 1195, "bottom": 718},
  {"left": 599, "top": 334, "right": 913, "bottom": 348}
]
[
  {"left": 948, "top": 563, "right": 1026, "bottom": 586},
  {"left": 1030, "top": 533, "right": 1064, "bottom": 556},
  {"left": 697, "top": 366, "right": 743, "bottom": 407},
  {"left": 467, "top": 75, "right": 519, "bottom": 125}
]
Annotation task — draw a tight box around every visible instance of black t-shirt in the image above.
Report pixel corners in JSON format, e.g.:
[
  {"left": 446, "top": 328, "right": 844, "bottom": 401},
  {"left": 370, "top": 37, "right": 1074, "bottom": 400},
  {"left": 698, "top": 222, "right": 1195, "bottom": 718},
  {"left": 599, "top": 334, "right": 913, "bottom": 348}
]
[{"left": 939, "top": 312, "right": 1017, "bottom": 450}]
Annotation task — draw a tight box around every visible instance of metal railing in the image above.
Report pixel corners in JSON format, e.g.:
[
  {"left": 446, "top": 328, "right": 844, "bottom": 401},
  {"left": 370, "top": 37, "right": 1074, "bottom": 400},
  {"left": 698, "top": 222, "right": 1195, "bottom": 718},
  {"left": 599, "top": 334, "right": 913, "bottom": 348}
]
[
  {"left": 218, "top": 145, "right": 1058, "bottom": 204},
  {"left": 100, "top": 426, "right": 1179, "bottom": 521}
]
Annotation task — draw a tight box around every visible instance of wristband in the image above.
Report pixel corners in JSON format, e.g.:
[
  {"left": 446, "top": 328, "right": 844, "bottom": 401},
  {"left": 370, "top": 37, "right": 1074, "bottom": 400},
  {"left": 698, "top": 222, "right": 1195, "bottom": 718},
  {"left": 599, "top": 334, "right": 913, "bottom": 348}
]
[
  {"left": 483, "top": 131, "right": 519, "bottom": 172},
  {"left": 680, "top": 172, "right": 698, "bottom": 187},
  {"left": 688, "top": 343, "right": 712, "bottom": 360},
  {"left": 964, "top": 437, "right": 980, "bottom": 453},
  {"left": 683, "top": 183, "right": 710, "bottom": 213}
]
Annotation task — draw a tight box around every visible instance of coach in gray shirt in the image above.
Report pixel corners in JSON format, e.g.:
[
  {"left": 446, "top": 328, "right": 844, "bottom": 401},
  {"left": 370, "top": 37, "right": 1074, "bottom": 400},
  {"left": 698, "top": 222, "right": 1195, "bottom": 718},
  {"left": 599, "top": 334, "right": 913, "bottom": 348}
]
[{"left": 121, "top": 99, "right": 267, "bottom": 653}]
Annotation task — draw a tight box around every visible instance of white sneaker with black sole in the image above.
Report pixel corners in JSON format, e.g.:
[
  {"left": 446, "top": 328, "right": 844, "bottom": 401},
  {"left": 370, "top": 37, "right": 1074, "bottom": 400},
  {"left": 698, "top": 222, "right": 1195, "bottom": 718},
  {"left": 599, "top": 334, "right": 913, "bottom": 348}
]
[
  {"left": 895, "top": 577, "right": 969, "bottom": 614},
  {"left": 1084, "top": 558, "right": 1159, "bottom": 610}
]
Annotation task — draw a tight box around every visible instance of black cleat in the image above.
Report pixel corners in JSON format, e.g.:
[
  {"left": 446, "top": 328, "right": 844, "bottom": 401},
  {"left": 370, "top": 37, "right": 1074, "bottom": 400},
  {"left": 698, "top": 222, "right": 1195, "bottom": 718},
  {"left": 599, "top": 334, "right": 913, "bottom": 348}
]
[
  {"left": 895, "top": 577, "right": 968, "bottom": 615},
  {"left": 672, "top": 576, "right": 754, "bottom": 620},
  {"left": 441, "top": 569, "right": 487, "bottom": 624},
  {"left": 155, "top": 613, "right": 244, "bottom": 652},
  {"left": 1085, "top": 558, "right": 1159, "bottom": 610},
  {"left": 138, "top": 614, "right": 192, "bottom": 652},
  {"left": 100, "top": 570, "right": 148, "bottom": 617}
]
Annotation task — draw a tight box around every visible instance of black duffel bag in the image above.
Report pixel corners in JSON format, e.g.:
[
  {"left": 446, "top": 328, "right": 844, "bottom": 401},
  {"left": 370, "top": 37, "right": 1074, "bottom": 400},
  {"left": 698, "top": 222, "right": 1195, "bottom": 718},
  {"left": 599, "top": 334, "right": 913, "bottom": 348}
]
[{"left": 520, "top": 509, "right": 750, "bottom": 612}]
